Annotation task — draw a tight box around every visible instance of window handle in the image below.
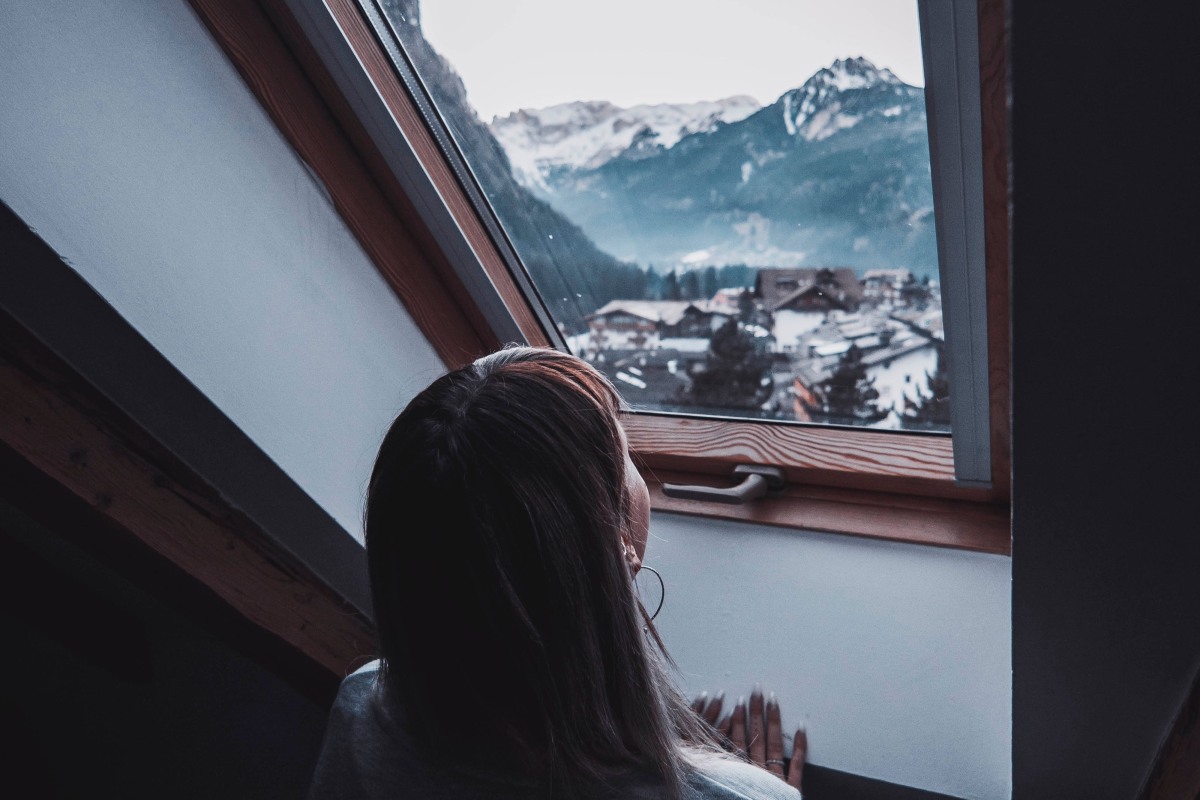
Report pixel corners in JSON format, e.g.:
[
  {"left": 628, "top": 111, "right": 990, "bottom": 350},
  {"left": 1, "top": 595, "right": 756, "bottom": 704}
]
[{"left": 661, "top": 465, "right": 786, "bottom": 505}]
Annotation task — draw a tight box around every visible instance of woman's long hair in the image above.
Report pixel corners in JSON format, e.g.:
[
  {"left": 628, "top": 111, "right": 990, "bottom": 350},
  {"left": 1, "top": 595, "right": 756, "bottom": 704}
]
[{"left": 365, "top": 346, "right": 720, "bottom": 797}]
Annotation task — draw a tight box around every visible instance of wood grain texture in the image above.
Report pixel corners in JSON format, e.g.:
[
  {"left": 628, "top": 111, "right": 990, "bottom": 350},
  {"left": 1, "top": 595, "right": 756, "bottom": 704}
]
[
  {"left": 978, "top": 0, "right": 1011, "bottom": 497},
  {"left": 644, "top": 469, "right": 1010, "bottom": 555},
  {"left": 624, "top": 414, "right": 1004, "bottom": 503},
  {"left": 0, "top": 325, "right": 377, "bottom": 677},
  {"left": 187, "top": 0, "right": 498, "bottom": 367}
]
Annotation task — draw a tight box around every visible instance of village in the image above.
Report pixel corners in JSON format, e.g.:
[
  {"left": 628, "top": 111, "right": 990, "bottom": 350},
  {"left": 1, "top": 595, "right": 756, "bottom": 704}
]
[{"left": 568, "top": 267, "right": 950, "bottom": 431}]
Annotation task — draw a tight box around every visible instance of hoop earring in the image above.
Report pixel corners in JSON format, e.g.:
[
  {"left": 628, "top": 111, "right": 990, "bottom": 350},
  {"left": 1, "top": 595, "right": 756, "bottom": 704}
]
[{"left": 638, "top": 564, "right": 665, "bottom": 622}]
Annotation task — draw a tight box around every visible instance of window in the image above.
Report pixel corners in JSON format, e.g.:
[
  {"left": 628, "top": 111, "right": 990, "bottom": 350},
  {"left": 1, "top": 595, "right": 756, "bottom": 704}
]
[
  {"left": 206, "top": 0, "right": 1008, "bottom": 552},
  {"left": 386, "top": 0, "right": 953, "bottom": 433}
]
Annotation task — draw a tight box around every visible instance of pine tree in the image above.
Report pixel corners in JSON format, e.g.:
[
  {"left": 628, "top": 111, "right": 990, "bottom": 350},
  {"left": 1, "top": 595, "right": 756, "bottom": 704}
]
[
  {"left": 643, "top": 268, "right": 662, "bottom": 301},
  {"left": 680, "top": 270, "right": 700, "bottom": 301},
  {"left": 806, "top": 344, "right": 889, "bottom": 425},
  {"left": 900, "top": 342, "right": 951, "bottom": 431},
  {"left": 687, "top": 319, "right": 773, "bottom": 410},
  {"left": 662, "top": 271, "right": 681, "bottom": 300},
  {"left": 700, "top": 266, "right": 718, "bottom": 300},
  {"left": 737, "top": 289, "right": 756, "bottom": 322}
]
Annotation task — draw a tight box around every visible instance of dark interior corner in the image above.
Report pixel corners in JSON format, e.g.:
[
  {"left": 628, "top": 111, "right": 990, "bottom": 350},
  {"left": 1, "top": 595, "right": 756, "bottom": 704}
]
[{"left": 0, "top": 442, "right": 337, "bottom": 799}]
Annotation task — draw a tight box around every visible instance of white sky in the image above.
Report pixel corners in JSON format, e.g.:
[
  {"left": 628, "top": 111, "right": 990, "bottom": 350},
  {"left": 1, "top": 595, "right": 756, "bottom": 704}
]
[{"left": 419, "top": 0, "right": 926, "bottom": 121}]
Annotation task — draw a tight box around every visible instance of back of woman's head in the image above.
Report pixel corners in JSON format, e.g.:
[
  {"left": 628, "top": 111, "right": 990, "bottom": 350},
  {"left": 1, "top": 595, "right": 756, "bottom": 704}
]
[{"left": 366, "top": 346, "right": 705, "bottom": 794}]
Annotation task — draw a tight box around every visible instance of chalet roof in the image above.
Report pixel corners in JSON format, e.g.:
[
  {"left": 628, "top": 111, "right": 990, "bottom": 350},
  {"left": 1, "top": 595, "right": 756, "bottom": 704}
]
[
  {"left": 838, "top": 322, "right": 877, "bottom": 339},
  {"left": 587, "top": 299, "right": 731, "bottom": 326},
  {"left": 773, "top": 284, "right": 851, "bottom": 313},
  {"left": 708, "top": 287, "right": 746, "bottom": 314},
  {"left": 859, "top": 336, "right": 938, "bottom": 367},
  {"left": 863, "top": 268, "right": 914, "bottom": 283},
  {"left": 754, "top": 267, "right": 863, "bottom": 311}
]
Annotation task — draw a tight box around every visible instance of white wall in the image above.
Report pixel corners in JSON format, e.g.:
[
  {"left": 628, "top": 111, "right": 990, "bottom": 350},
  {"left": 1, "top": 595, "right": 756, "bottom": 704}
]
[
  {"left": 0, "top": 0, "right": 446, "bottom": 539},
  {"left": 648, "top": 513, "right": 1011, "bottom": 800},
  {"left": 0, "top": 2, "right": 1012, "bottom": 798}
]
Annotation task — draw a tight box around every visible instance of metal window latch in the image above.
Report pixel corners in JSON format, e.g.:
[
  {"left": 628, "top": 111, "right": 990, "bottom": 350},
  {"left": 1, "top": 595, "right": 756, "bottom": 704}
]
[{"left": 661, "top": 465, "right": 786, "bottom": 505}]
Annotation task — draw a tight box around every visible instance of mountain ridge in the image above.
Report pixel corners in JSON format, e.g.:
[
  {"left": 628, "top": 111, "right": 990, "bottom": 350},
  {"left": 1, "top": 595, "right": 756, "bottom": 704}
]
[
  {"left": 489, "top": 56, "right": 937, "bottom": 277},
  {"left": 491, "top": 96, "right": 761, "bottom": 188}
]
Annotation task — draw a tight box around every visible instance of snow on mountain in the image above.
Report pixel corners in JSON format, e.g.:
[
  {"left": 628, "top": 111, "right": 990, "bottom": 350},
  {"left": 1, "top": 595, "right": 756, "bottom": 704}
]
[
  {"left": 483, "top": 56, "right": 933, "bottom": 273},
  {"left": 490, "top": 96, "right": 761, "bottom": 189},
  {"left": 780, "top": 56, "right": 908, "bottom": 141}
]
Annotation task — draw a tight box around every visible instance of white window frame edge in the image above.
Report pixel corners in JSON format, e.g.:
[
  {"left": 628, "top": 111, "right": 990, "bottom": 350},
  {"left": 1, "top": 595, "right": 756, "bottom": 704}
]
[
  {"left": 280, "top": 0, "right": 992, "bottom": 486},
  {"left": 919, "top": 0, "right": 993, "bottom": 486}
]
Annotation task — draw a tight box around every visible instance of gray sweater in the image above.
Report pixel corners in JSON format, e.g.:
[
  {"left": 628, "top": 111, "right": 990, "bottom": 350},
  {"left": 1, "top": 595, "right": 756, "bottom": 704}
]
[{"left": 308, "top": 661, "right": 801, "bottom": 800}]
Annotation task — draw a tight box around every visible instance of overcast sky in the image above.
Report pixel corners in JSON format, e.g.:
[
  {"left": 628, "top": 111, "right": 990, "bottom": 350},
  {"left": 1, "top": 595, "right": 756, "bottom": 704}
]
[{"left": 420, "top": 0, "right": 925, "bottom": 121}]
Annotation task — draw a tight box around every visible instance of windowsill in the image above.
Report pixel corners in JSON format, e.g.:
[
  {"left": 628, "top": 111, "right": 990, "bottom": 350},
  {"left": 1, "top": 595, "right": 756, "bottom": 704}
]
[
  {"left": 642, "top": 468, "right": 1011, "bottom": 556},
  {"left": 625, "top": 410, "right": 1010, "bottom": 555}
]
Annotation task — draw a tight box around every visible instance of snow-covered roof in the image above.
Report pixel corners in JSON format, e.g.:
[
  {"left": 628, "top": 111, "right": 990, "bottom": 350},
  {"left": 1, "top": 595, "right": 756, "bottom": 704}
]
[
  {"left": 838, "top": 323, "right": 876, "bottom": 339},
  {"left": 657, "top": 337, "right": 711, "bottom": 353},
  {"left": 588, "top": 299, "right": 728, "bottom": 326},
  {"left": 812, "top": 341, "right": 853, "bottom": 357},
  {"left": 863, "top": 268, "right": 913, "bottom": 281}
]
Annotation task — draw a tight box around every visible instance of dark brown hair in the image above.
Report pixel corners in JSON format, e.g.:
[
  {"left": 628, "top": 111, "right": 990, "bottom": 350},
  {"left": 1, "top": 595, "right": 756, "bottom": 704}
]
[{"left": 365, "top": 346, "right": 717, "bottom": 797}]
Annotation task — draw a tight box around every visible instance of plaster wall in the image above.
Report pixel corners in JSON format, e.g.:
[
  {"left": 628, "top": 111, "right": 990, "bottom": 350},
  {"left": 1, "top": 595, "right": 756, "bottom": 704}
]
[{"left": 0, "top": 0, "right": 445, "bottom": 538}]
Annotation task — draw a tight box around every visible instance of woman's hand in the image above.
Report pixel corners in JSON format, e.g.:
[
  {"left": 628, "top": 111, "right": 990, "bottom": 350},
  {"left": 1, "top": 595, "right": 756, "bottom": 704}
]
[{"left": 691, "top": 686, "right": 806, "bottom": 792}]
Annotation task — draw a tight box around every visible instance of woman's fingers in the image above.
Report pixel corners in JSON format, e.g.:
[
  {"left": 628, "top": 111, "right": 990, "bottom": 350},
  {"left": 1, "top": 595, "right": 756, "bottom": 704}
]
[
  {"left": 716, "top": 710, "right": 732, "bottom": 741},
  {"left": 747, "top": 685, "right": 766, "bottom": 766},
  {"left": 764, "top": 692, "right": 785, "bottom": 778},
  {"left": 786, "top": 726, "right": 808, "bottom": 791},
  {"left": 690, "top": 690, "right": 725, "bottom": 728},
  {"left": 729, "top": 697, "right": 747, "bottom": 756},
  {"left": 702, "top": 691, "right": 725, "bottom": 726}
]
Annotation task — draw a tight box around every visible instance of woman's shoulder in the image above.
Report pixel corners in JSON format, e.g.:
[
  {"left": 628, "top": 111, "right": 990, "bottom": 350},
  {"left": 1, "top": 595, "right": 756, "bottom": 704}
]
[{"left": 687, "top": 754, "right": 803, "bottom": 800}]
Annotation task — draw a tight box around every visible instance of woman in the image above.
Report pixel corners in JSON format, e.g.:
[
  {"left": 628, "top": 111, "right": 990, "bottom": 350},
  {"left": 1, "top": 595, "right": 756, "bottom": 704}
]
[{"left": 308, "top": 346, "right": 805, "bottom": 799}]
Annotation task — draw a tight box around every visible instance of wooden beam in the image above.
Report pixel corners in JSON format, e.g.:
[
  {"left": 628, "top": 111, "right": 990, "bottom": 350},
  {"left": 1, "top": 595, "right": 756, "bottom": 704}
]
[{"left": 0, "top": 314, "right": 377, "bottom": 677}]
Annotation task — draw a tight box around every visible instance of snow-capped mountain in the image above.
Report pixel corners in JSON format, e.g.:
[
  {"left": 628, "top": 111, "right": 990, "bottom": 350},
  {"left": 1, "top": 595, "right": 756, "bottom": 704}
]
[
  {"left": 779, "top": 57, "right": 907, "bottom": 141},
  {"left": 488, "top": 57, "right": 936, "bottom": 275},
  {"left": 489, "top": 96, "right": 760, "bottom": 189}
]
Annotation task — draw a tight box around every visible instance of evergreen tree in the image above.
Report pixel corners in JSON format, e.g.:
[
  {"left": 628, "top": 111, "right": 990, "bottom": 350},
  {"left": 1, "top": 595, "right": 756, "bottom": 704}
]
[
  {"left": 643, "top": 267, "right": 662, "bottom": 300},
  {"left": 806, "top": 344, "right": 889, "bottom": 425},
  {"left": 900, "top": 274, "right": 933, "bottom": 309},
  {"left": 662, "top": 270, "right": 681, "bottom": 300},
  {"left": 680, "top": 270, "right": 701, "bottom": 300},
  {"left": 687, "top": 319, "right": 773, "bottom": 410},
  {"left": 900, "top": 342, "right": 951, "bottom": 431},
  {"left": 716, "top": 264, "right": 755, "bottom": 290},
  {"left": 700, "top": 266, "right": 718, "bottom": 300},
  {"left": 737, "top": 288, "right": 756, "bottom": 322}
]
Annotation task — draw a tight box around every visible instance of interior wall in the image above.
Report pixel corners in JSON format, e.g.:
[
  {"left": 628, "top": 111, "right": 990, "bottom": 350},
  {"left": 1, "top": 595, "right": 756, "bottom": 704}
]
[
  {"left": 0, "top": 0, "right": 445, "bottom": 540},
  {"left": 650, "top": 514, "right": 1011, "bottom": 800},
  {"left": 1, "top": 1, "right": 1013, "bottom": 798}
]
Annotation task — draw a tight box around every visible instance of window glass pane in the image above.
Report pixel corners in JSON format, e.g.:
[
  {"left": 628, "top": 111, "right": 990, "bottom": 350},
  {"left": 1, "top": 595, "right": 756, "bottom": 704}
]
[{"left": 377, "top": 0, "right": 949, "bottom": 433}]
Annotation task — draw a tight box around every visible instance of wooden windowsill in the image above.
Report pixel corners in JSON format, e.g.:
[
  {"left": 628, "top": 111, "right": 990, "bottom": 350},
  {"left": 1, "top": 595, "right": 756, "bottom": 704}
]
[
  {"left": 642, "top": 467, "right": 1011, "bottom": 556},
  {"left": 627, "top": 413, "right": 1010, "bottom": 554}
]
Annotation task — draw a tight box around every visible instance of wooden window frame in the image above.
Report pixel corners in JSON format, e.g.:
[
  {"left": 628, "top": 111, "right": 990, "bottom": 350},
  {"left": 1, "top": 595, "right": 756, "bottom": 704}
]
[{"left": 187, "top": 0, "right": 1010, "bottom": 556}]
